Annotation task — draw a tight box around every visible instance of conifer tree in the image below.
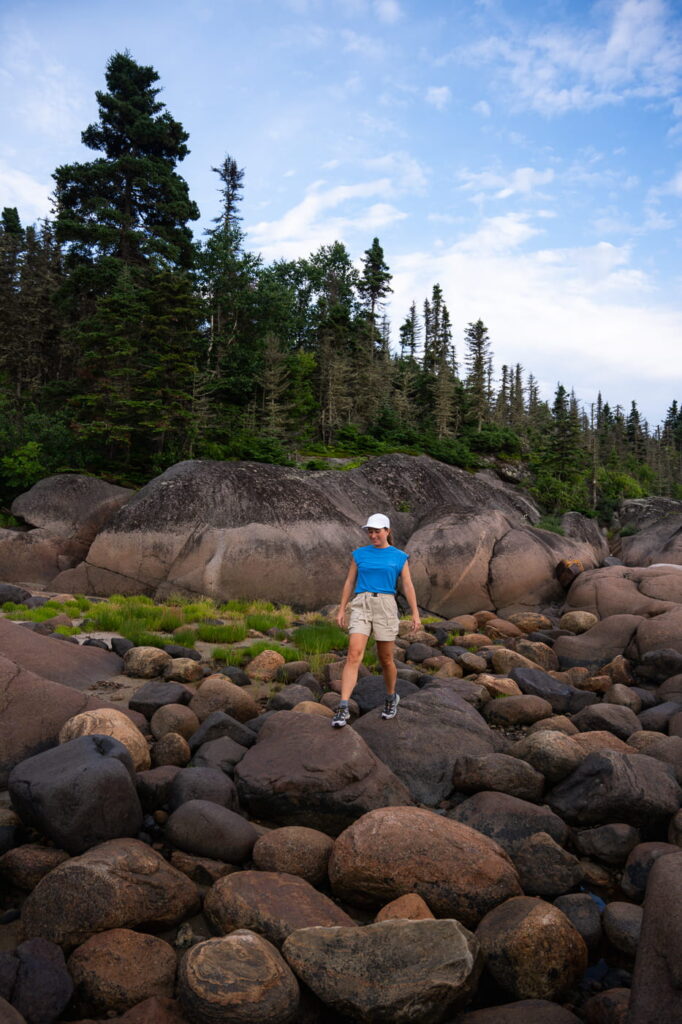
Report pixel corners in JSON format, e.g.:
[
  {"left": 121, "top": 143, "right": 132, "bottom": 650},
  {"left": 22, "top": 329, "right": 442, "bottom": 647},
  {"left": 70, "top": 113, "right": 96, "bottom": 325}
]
[{"left": 464, "top": 318, "right": 492, "bottom": 431}]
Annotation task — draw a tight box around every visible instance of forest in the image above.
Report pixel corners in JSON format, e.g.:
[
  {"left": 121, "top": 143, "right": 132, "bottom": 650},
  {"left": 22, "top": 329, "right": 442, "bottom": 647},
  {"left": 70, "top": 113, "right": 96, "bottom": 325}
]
[{"left": 1, "top": 51, "right": 681, "bottom": 522}]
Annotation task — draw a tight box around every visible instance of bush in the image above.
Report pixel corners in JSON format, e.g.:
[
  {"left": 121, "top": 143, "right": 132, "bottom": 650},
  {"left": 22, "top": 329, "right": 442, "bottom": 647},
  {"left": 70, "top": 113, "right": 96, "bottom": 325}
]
[
  {"left": 467, "top": 426, "right": 522, "bottom": 456},
  {"left": 536, "top": 515, "right": 565, "bottom": 536}
]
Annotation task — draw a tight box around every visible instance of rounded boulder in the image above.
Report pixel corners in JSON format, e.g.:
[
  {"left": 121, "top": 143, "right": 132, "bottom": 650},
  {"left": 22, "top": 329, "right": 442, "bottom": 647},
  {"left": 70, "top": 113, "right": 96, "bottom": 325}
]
[
  {"left": 59, "top": 709, "right": 151, "bottom": 771},
  {"left": 165, "top": 800, "right": 258, "bottom": 863},
  {"left": 67, "top": 928, "right": 176, "bottom": 1015},
  {"left": 252, "top": 826, "right": 334, "bottom": 885}
]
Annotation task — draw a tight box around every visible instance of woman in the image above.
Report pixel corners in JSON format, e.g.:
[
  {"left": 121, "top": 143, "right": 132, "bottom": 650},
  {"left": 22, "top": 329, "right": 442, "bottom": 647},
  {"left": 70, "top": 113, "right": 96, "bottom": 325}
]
[{"left": 332, "top": 513, "right": 421, "bottom": 728}]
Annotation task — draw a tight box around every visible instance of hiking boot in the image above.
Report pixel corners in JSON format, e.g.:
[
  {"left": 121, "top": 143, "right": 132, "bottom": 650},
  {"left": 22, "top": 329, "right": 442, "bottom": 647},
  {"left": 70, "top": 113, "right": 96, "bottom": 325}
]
[
  {"left": 331, "top": 704, "right": 351, "bottom": 728},
  {"left": 381, "top": 693, "right": 400, "bottom": 719}
]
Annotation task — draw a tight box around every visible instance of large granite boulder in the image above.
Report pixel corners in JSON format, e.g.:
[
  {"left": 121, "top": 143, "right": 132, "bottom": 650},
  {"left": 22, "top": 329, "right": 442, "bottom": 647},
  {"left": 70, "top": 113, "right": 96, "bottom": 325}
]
[
  {"left": 548, "top": 751, "right": 681, "bottom": 826},
  {"left": 21, "top": 839, "right": 199, "bottom": 948},
  {"left": 328, "top": 806, "right": 522, "bottom": 927},
  {"left": 621, "top": 513, "right": 682, "bottom": 567},
  {"left": 563, "top": 565, "right": 682, "bottom": 619},
  {"left": 67, "top": 929, "right": 176, "bottom": 1016},
  {"left": 450, "top": 792, "right": 570, "bottom": 853},
  {"left": 282, "top": 918, "right": 482, "bottom": 1023},
  {"left": 9, "top": 735, "right": 143, "bottom": 854},
  {"left": 12, "top": 474, "right": 133, "bottom": 541},
  {"left": 234, "top": 712, "right": 412, "bottom": 835},
  {"left": 628, "top": 850, "right": 682, "bottom": 1023},
  {"left": 553, "top": 615, "right": 644, "bottom": 671},
  {"left": 353, "top": 688, "right": 495, "bottom": 805}
]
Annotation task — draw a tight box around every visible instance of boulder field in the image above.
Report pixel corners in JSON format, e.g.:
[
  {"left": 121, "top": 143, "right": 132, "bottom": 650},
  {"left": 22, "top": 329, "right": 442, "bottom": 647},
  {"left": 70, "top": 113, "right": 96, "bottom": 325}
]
[
  {"left": 2, "top": 456, "right": 609, "bottom": 614},
  {"left": 2, "top": 564, "right": 682, "bottom": 1023}
]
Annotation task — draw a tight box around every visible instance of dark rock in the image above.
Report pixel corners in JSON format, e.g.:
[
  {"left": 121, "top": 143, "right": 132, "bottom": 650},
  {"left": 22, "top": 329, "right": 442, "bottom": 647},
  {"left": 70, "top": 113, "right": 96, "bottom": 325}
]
[
  {"left": 168, "top": 767, "right": 239, "bottom": 812},
  {"left": 451, "top": 752, "right": 545, "bottom": 803},
  {"left": 637, "top": 648, "right": 682, "bottom": 683},
  {"left": 188, "top": 710, "right": 256, "bottom": 752},
  {"left": 582, "top": 988, "right": 630, "bottom": 1024},
  {"left": 510, "top": 666, "right": 597, "bottom": 713},
  {"left": 0, "top": 584, "right": 31, "bottom": 604},
  {"left": 136, "top": 765, "right": 183, "bottom": 812},
  {"left": 638, "top": 701, "right": 682, "bottom": 732},
  {"left": 548, "top": 751, "right": 681, "bottom": 827},
  {"left": 574, "top": 823, "right": 640, "bottom": 865},
  {"left": 628, "top": 850, "right": 682, "bottom": 1023},
  {"left": 0, "top": 952, "right": 18, "bottom": 1000},
  {"left": 405, "top": 642, "right": 438, "bottom": 663},
  {"left": 9, "top": 735, "right": 143, "bottom": 855},
  {"left": 165, "top": 800, "right": 257, "bottom": 862},
  {"left": 454, "top": 1000, "right": 582, "bottom": 1023},
  {"left": 235, "top": 711, "right": 412, "bottom": 836},
  {"left": 0, "top": 617, "right": 122, "bottom": 689},
  {"left": 354, "top": 688, "right": 494, "bottom": 805},
  {"left": 111, "top": 637, "right": 135, "bottom": 657},
  {"left": 553, "top": 893, "right": 603, "bottom": 951},
  {"left": 282, "top": 918, "right": 482, "bottom": 1023},
  {"left": 351, "top": 675, "right": 419, "bottom": 713},
  {"left": 291, "top": 671, "right": 322, "bottom": 696},
  {"left": 129, "top": 681, "right": 192, "bottom": 719},
  {"left": 244, "top": 711, "right": 276, "bottom": 733},
  {"left": 553, "top": 615, "right": 643, "bottom": 672},
  {"left": 162, "top": 644, "right": 201, "bottom": 661},
  {"left": 450, "top": 792, "right": 569, "bottom": 853},
  {"left": 512, "top": 832, "right": 583, "bottom": 898},
  {"left": 12, "top": 937, "right": 73, "bottom": 1024},
  {"left": 603, "top": 901, "right": 643, "bottom": 957},
  {"left": 221, "top": 665, "right": 251, "bottom": 687},
  {"left": 82, "top": 638, "right": 110, "bottom": 651},
  {"left": 190, "top": 736, "right": 248, "bottom": 777},
  {"left": 572, "top": 704, "right": 641, "bottom": 741},
  {"left": 620, "top": 842, "right": 681, "bottom": 902},
  {"left": 483, "top": 694, "right": 553, "bottom": 726},
  {"left": 267, "top": 684, "right": 316, "bottom": 711}
]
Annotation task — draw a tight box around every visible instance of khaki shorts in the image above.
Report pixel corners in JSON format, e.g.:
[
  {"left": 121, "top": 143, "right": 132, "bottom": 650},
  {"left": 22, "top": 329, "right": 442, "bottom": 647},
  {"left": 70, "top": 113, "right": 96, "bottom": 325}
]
[{"left": 347, "top": 592, "right": 399, "bottom": 641}]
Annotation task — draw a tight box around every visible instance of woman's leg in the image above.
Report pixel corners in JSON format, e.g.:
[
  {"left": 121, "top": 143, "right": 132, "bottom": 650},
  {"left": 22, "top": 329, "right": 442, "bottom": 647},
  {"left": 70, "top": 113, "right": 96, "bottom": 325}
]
[
  {"left": 376, "top": 639, "right": 397, "bottom": 696},
  {"left": 339, "top": 632, "right": 369, "bottom": 701}
]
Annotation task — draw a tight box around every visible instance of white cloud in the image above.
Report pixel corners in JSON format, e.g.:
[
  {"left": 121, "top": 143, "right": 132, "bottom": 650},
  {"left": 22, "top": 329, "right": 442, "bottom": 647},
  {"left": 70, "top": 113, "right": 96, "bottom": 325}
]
[
  {"left": 375, "top": 0, "right": 402, "bottom": 24},
  {"left": 248, "top": 177, "right": 406, "bottom": 259},
  {"left": 389, "top": 222, "right": 679, "bottom": 421},
  {"left": 472, "top": 99, "right": 491, "bottom": 116},
  {"left": 458, "top": 166, "right": 555, "bottom": 201},
  {"left": 426, "top": 86, "right": 452, "bottom": 110},
  {"left": 342, "top": 30, "right": 386, "bottom": 60},
  {"left": 363, "top": 151, "right": 429, "bottom": 192},
  {"left": 0, "top": 25, "right": 84, "bottom": 139},
  {"left": 0, "top": 159, "right": 52, "bottom": 222},
  {"left": 465, "top": 0, "right": 682, "bottom": 116}
]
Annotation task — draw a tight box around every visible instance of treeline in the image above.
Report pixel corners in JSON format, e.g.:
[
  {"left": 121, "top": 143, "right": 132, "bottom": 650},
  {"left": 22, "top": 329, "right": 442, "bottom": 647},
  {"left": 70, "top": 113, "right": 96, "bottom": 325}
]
[{"left": 1, "top": 51, "right": 681, "bottom": 521}]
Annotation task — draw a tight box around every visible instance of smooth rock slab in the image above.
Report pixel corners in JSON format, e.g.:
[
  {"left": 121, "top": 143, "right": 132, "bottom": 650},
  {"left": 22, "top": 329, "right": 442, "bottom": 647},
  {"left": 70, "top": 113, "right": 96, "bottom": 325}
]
[
  {"left": 450, "top": 792, "right": 570, "bottom": 853},
  {"left": 476, "top": 896, "right": 588, "bottom": 1001},
  {"left": 21, "top": 838, "right": 199, "bottom": 948},
  {"left": 628, "top": 850, "right": 682, "bottom": 1024},
  {"left": 178, "top": 931, "right": 299, "bottom": 1024},
  {"left": 329, "top": 806, "right": 521, "bottom": 928},
  {"left": 282, "top": 918, "right": 482, "bottom": 1024},
  {"left": 204, "top": 870, "right": 354, "bottom": 947},
  {"left": 234, "top": 712, "right": 412, "bottom": 836},
  {"left": 451, "top": 753, "right": 545, "bottom": 803},
  {"left": 548, "top": 751, "right": 681, "bottom": 826}
]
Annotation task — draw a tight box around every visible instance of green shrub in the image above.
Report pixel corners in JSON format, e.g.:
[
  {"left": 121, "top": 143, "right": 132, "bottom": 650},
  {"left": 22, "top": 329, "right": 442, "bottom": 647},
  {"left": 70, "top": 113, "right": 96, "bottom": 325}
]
[
  {"left": 619, "top": 523, "right": 639, "bottom": 537},
  {"left": 172, "top": 628, "right": 198, "bottom": 647},
  {"left": 536, "top": 515, "right": 565, "bottom": 536}
]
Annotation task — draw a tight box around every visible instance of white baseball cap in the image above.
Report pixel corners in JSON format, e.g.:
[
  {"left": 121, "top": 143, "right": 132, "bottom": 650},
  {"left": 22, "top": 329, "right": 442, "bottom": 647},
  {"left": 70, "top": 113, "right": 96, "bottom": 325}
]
[{"left": 363, "top": 513, "right": 391, "bottom": 530}]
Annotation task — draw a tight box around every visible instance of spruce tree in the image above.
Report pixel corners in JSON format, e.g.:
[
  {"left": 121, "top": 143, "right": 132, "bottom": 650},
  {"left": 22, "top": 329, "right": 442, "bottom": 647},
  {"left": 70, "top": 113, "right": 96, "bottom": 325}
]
[{"left": 464, "top": 318, "right": 492, "bottom": 431}]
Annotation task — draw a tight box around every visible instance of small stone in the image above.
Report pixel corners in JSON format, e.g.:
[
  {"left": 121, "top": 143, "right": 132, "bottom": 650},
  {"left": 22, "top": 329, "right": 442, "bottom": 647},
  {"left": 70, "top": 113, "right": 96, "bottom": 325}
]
[
  {"left": 252, "top": 826, "right": 334, "bottom": 886},
  {"left": 151, "top": 704, "right": 200, "bottom": 740},
  {"left": 67, "top": 928, "right": 176, "bottom": 1015},
  {"left": 123, "top": 647, "right": 173, "bottom": 679},
  {"left": 59, "top": 709, "right": 151, "bottom": 771},
  {"left": 244, "top": 649, "right": 286, "bottom": 682},
  {"left": 0, "top": 845, "right": 70, "bottom": 891},
  {"left": 164, "top": 658, "right": 204, "bottom": 684},
  {"left": 560, "top": 611, "right": 598, "bottom": 633},
  {"left": 152, "top": 733, "right": 191, "bottom": 767},
  {"left": 602, "top": 902, "right": 643, "bottom": 958},
  {"left": 375, "top": 892, "right": 434, "bottom": 922}
]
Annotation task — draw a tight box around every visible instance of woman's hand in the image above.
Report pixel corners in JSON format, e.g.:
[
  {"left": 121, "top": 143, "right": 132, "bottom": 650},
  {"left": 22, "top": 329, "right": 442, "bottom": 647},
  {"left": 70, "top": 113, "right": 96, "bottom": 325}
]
[
  {"left": 336, "top": 606, "right": 347, "bottom": 629},
  {"left": 411, "top": 615, "right": 422, "bottom": 632}
]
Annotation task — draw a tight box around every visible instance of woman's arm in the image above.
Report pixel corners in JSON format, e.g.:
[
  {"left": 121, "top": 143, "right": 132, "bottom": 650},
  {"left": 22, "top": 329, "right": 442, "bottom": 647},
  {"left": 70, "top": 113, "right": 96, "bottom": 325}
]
[
  {"left": 336, "top": 559, "right": 358, "bottom": 629},
  {"left": 400, "top": 561, "right": 421, "bottom": 632}
]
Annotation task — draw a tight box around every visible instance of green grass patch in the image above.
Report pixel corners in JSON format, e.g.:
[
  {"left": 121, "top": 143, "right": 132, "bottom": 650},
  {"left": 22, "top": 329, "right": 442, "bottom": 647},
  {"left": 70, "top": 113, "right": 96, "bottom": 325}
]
[
  {"left": 55, "top": 625, "right": 81, "bottom": 636},
  {"left": 220, "top": 598, "right": 277, "bottom": 615},
  {"left": 245, "top": 612, "right": 289, "bottom": 632},
  {"left": 196, "top": 623, "right": 248, "bottom": 644},
  {"left": 293, "top": 622, "right": 348, "bottom": 655},
  {"left": 3, "top": 605, "right": 62, "bottom": 622},
  {"left": 220, "top": 639, "right": 303, "bottom": 666},
  {"left": 212, "top": 646, "right": 243, "bottom": 665},
  {"left": 172, "top": 628, "right": 198, "bottom": 648}
]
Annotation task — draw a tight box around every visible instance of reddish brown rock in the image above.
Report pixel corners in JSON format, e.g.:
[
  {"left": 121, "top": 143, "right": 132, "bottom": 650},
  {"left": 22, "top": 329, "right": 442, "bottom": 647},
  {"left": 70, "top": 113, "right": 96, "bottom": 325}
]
[
  {"left": 59, "top": 709, "right": 151, "bottom": 771},
  {"left": 476, "top": 896, "right": 588, "bottom": 1000},
  {"left": 0, "top": 844, "right": 70, "bottom": 890},
  {"left": 328, "top": 806, "right": 522, "bottom": 928},
  {"left": 0, "top": 617, "right": 122, "bottom": 690},
  {"left": 151, "top": 733, "right": 191, "bottom": 767},
  {"left": 178, "top": 931, "right": 299, "bottom": 1024},
  {"left": 375, "top": 893, "right": 434, "bottom": 922},
  {"left": 189, "top": 674, "right": 260, "bottom": 723},
  {"left": 583, "top": 988, "right": 630, "bottom": 1024},
  {"left": 252, "top": 826, "right": 334, "bottom": 885},
  {"left": 204, "top": 870, "right": 354, "bottom": 947},
  {"left": 67, "top": 929, "right": 177, "bottom": 1015},
  {"left": 151, "top": 704, "right": 200, "bottom": 740},
  {"left": 21, "top": 838, "right": 199, "bottom": 948},
  {"left": 456, "top": 1001, "right": 582, "bottom": 1023},
  {"left": 483, "top": 695, "right": 553, "bottom": 726},
  {"left": 123, "top": 647, "right": 173, "bottom": 679}
]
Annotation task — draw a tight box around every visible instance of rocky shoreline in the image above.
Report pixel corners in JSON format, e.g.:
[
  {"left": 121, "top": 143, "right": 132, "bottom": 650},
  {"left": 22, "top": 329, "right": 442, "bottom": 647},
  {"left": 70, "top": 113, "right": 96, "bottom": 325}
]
[{"left": 1, "top": 557, "right": 682, "bottom": 1023}]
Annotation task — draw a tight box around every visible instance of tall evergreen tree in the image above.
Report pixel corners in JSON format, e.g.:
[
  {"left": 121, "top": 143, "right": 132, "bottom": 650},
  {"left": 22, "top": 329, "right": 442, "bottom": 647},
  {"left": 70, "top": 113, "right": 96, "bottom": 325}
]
[
  {"left": 464, "top": 318, "right": 491, "bottom": 431},
  {"left": 359, "top": 237, "right": 392, "bottom": 331}
]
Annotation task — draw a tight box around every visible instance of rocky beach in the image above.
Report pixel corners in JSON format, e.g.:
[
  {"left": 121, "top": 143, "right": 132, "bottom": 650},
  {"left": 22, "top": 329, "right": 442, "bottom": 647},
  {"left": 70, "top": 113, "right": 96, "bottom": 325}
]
[{"left": 1, "top": 456, "right": 682, "bottom": 1023}]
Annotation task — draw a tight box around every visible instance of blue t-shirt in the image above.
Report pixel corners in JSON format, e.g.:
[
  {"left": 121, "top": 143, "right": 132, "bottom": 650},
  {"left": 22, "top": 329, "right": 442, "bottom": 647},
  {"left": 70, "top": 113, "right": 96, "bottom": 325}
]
[{"left": 352, "top": 545, "right": 409, "bottom": 595}]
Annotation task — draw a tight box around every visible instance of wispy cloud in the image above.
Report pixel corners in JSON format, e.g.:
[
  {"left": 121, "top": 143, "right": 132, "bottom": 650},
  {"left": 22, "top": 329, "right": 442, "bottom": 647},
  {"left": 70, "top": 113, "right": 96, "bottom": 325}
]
[
  {"left": 0, "top": 24, "right": 84, "bottom": 139},
  {"left": 464, "top": 0, "right": 682, "bottom": 116},
  {"left": 472, "top": 99, "right": 491, "bottom": 117},
  {"left": 248, "top": 177, "right": 406, "bottom": 258},
  {"left": 458, "top": 166, "right": 555, "bottom": 202},
  {"left": 426, "top": 86, "right": 451, "bottom": 110},
  {"left": 0, "top": 159, "right": 52, "bottom": 221},
  {"left": 375, "top": 0, "right": 401, "bottom": 24},
  {"left": 342, "top": 29, "right": 386, "bottom": 60}
]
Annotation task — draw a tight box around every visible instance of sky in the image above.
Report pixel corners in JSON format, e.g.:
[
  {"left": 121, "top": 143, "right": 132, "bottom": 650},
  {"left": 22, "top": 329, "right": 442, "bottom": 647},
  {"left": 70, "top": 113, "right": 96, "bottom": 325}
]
[{"left": 2, "top": 0, "right": 682, "bottom": 426}]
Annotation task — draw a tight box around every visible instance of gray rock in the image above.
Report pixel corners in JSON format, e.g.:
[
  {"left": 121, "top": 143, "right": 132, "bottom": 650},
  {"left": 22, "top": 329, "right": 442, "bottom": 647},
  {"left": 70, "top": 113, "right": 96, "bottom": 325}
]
[
  {"left": 450, "top": 792, "right": 569, "bottom": 853},
  {"left": 572, "top": 703, "right": 641, "bottom": 741},
  {"left": 638, "top": 701, "right": 682, "bottom": 732},
  {"left": 553, "top": 894, "right": 602, "bottom": 951},
  {"left": 267, "top": 684, "right": 316, "bottom": 711},
  {"left": 603, "top": 901, "right": 643, "bottom": 957},
  {"left": 620, "top": 842, "right": 681, "bottom": 902},
  {"left": 574, "top": 823, "right": 640, "bottom": 865},
  {"left": 190, "top": 736, "right": 248, "bottom": 777},
  {"left": 512, "top": 832, "right": 583, "bottom": 898},
  {"left": 628, "top": 850, "right": 682, "bottom": 1023},
  {"left": 168, "top": 767, "right": 239, "bottom": 812},
  {"left": 510, "top": 667, "right": 596, "bottom": 713},
  {"left": 548, "top": 751, "right": 681, "bottom": 827},
  {"left": 451, "top": 753, "right": 545, "bottom": 803},
  {"left": 9, "top": 735, "right": 143, "bottom": 855},
  {"left": 351, "top": 675, "right": 419, "bottom": 713},
  {"left": 11, "top": 938, "right": 74, "bottom": 1024},
  {"left": 188, "top": 711, "right": 256, "bottom": 752},
  {"left": 165, "top": 800, "right": 258, "bottom": 862},
  {"left": 128, "top": 680, "right": 192, "bottom": 718}
]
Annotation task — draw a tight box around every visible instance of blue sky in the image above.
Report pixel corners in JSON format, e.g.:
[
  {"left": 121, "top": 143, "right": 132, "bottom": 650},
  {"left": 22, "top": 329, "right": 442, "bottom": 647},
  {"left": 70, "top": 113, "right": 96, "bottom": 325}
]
[{"left": 2, "top": 0, "right": 682, "bottom": 425}]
